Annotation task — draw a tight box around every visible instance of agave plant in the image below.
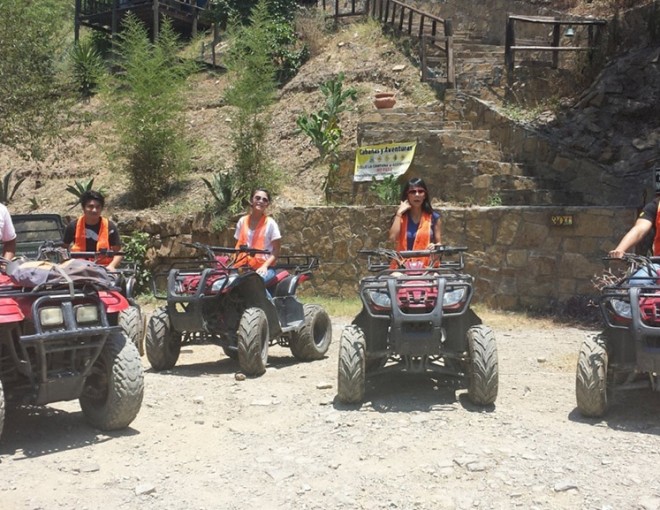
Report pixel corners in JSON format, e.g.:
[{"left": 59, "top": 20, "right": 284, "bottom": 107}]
[{"left": 0, "top": 170, "right": 27, "bottom": 205}]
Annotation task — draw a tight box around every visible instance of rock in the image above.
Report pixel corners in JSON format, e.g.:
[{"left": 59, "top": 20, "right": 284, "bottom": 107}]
[
  {"left": 235, "top": 373, "right": 246, "bottom": 381},
  {"left": 316, "top": 382, "right": 333, "bottom": 389},
  {"left": 134, "top": 483, "right": 156, "bottom": 496},
  {"left": 392, "top": 64, "right": 406, "bottom": 72},
  {"left": 553, "top": 481, "right": 578, "bottom": 492}
]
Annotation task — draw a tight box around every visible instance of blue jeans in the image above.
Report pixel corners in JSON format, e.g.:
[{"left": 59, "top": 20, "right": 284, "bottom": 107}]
[{"left": 629, "top": 264, "right": 660, "bottom": 286}]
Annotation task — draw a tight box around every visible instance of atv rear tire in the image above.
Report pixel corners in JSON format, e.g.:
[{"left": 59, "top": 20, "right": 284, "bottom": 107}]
[
  {"left": 0, "top": 379, "right": 4, "bottom": 440},
  {"left": 337, "top": 325, "right": 366, "bottom": 404},
  {"left": 237, "top": 307, "right": 269, "bottom": 376},
  {"left": 575, "top": 333, "right": 609, "bottom": 417},
  {"left": 145, "top": 307, "right": 182, "bottom": 371},
  {"left": 466, "top": 325, "right": 499, "bottom": 405},
  {"left": 80, "top": 331, "right": 144, "bottom": 430},
  {"left": 119, "top": 305, "right": 143, "bottom": 355},
  {"left": 290, "top": 304, "right": 332, "bottom": 361}
]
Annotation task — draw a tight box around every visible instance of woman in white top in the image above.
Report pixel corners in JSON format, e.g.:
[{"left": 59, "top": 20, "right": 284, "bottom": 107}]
[{"left": 233, "top": 189, "right": 281, "bottom": 282}]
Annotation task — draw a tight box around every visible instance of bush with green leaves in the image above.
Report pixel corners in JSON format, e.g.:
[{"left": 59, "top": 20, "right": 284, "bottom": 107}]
[
  {"left": 121, "top": 231, "right": 151, "bottom": 295},
  {"left": 370, "top": 175, "right": 401, "bottom": 205},
  {"left": 0, "top": 0, "right": 74, "bottom": 158},
  {"left": 0, "top": 170, "right": 26, "bottom": 205},
  {"left": 65, "top": 178, "right": 107, "bottom": 208},
  {"left": 296, "top": 72, "right": 357, "bottom": 201},
  {"left": 215, "top": 0, "right": 280, "bottom": 216},
  {"left": 105, "top": 14, "right": 196, "bottom": 209},
  {"left": 69, "top": 36, "right": 105, "bottom": 98}
]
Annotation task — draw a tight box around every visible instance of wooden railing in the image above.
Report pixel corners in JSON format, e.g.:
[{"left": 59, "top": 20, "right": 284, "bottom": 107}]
[
  {"left": 504, "top": 14, "right": 607, "bottom": 88},
  {"left": 370, "top": 0, "right": 454, "bottom": 86}
]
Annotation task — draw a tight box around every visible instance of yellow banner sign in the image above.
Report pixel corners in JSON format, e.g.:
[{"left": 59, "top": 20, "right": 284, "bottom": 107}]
[{"left": 354, "top": 141, "right": 417, "bottom": 182}]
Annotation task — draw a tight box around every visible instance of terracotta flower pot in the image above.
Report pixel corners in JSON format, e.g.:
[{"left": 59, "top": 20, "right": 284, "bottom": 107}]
[{"left": 374, "top": 92, "right": 396, "bottom": 109}]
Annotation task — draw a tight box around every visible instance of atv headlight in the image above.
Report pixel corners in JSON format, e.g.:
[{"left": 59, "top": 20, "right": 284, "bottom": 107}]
[
  {"left": 442, "top": 288, "right": 466, "bottom": 308},
  {"left": 610, "top": 299, "right": 632, "bottom": 319},
  {"left": 39, "top": 307, "right": 64, "bottom": 327},
  {"left": 75, "top": 305, "right": 99, "bottom": 324},
  {"left": 367, "top": 290, "right": 391, "bottom": 310}
]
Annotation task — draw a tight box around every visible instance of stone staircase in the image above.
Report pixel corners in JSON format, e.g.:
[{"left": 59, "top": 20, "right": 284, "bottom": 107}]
[{"left": 356, "top": 102, "right": 582, "bottom": 206}]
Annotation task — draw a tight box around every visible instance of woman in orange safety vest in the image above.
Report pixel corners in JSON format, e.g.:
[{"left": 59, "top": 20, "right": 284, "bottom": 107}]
[
  {"left": 388, "top": 177, "right": 442, "bottom": 267},
  {"left": 234, "top": 189, "right": 281, "bottom": 282}
]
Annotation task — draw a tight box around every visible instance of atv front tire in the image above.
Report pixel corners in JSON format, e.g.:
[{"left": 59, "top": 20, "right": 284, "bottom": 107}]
[
  {"left": 466, "top": 325, "right": 499, "bottom": 405},
  {"left": 80, "top": 331, "right": 144, "bottom": 430},
  {"left": 237, "top": 307, "right": 269, "bottom": 376},
  {"left": 145, "top": 307, "right": 182, "bottom": 371},
  {"left": 575, "top": 333, "right": 609, "bottom": 417},
  {"left": 337, "top": 325, "right": 366, "bottom": 404},
  {"left": 290, "top": 304, "right": 332, "bottom": 361},
  {"left": 119, "top": 305, "right": 143, "bottom": 355}
]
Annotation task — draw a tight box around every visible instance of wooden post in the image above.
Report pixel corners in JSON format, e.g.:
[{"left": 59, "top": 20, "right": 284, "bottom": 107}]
[
  {"left": 407, "top": 10, "right": 413, "bottom": 35},
  {"left": 112, "top": 0, "right": 119, "bottom": 42},
  {"left": 74, "top": 0, "right": 81, "bottom": 43},
  {"left": 335, "top": 0, "right": 339, "bottom": 23},
  {"left": 153, "top": 0, "right": 159, "bottom": 41},
  {"left": 390, "top": 2, "right": 396, "bottom": 25},
  {"left": 212, "top": 22, "right": 218, "bottom": 67},
  {"left": 192, "top": 4, "right": 199, "bottom": 38},
  {"left": 505, "top": 14, "right": 515, "bottom": 89},
  {"left": 431, "top": 19, "right": 437, "bottom": 38},
  {"left": 398, "top": 6, "right": 405, "bottom": 32},
  {"left": 420, "top": 34, "right": 427, "bottom": 82},
  {"left": 551, "top": 19, "right": 560, "bottom": 69},
  {"left": 419, "top": 14, "right": 424, "bottom": 38},
  {"left": 445, "top": 19, "right": 454, "bottom": 87}
]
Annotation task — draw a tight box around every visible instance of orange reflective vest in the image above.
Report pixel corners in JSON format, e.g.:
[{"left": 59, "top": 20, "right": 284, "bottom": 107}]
[
  {"left": 392, "top": 212, "right": 433, "bottom": 268},
  {"left": 234, "top": 215, "right": 272, "bottom": 270},
  {"left": 71, "top": 216, "right": 112, "bottom": 266},
  {"left": 654, "top": 202, "right": 660, "bottom": 256}
]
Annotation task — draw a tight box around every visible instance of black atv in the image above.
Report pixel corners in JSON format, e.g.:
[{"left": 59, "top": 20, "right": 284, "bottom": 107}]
[
  {"left": 145, "top": 242, "right": 332, "bottom": 376},
  {"left": 576, "top": 253, "right": 660, "bottom": 417},
  {"left": 337, "top": 246, "right": 498, "bottom": 405}
]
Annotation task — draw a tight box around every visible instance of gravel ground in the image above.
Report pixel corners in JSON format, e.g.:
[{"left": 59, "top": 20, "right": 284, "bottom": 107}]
[{"left": 2, "top": 312, "right": 660, "bottom": 510}]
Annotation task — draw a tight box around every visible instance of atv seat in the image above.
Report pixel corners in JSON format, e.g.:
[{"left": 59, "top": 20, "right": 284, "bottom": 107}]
[{"left": 266, "top": 269, "right": 290, "bottom": 290}]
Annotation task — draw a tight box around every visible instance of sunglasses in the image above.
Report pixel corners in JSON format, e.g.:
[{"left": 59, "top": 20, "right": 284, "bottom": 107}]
[
  {"left": 407, "top": 188, "right": 426, "bottom": 196},
  {"left": 253, "top": 196, "right": 270, "bottom": 203}
]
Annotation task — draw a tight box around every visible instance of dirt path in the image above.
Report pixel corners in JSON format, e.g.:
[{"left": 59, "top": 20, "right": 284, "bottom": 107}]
[{"left": 2, "top": 313, "right": 660, "bottom": 510}]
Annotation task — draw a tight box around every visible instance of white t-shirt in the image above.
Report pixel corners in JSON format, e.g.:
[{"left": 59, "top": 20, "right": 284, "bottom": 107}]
[
  {"left": 0, "top": 204, "right": 16, "bottom": 242},
  {"left": 234, "top": 216, "right": 281, "bottom": 252}
]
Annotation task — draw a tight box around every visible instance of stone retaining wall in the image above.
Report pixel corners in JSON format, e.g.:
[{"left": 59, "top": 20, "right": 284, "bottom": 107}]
[{"left": 134, "top": 204, "right": 637, "bottom": 311}]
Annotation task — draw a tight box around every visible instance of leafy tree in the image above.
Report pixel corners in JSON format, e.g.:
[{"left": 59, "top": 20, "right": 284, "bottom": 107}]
[
  {"left": 296, "top": 73, "right": 357, "bottom": 201},
  {"left": 0, "top": 0, "right": 74, "bottom": 158},
  {"left": 217, "top": 0, "right": 281, "bottom": 212},
  {"left": 105, "top": 14, "right": 196, "bottom": 209}
]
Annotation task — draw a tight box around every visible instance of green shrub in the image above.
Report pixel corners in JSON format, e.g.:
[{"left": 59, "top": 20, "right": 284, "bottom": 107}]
[
  {"left": 121, "top": 231, "right": 151, "bottom": 295},
  {"left": 69, "top": 37, "right": 105, "bottom": 98},
  {"left": 370, "top": 175, "right": 401, "bottom": 205},
  {"left": 0, "top": 170, "right": 26, "bottom": 205},
  {"left": 105, "top": 14, "right": 196, "bottom": 209},
  {"left": 218, "top": 0, "right": 281, "bottom": 213}
]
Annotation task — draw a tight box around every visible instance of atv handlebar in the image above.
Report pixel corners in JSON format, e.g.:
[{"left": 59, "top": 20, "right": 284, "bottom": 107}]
[
  {"left": 358, "top": 246, "right": 468, "bottom": 273},
  {"left": 182, "top": 241, "right": 270, "bottom": 258}
]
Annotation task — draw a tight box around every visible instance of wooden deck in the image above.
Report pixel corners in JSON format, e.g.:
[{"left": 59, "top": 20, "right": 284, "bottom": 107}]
[{"left": 74, "top": 0, "right": 211, "bottom": 40}]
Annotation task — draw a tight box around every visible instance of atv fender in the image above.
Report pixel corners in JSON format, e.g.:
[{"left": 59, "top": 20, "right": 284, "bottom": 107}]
[
  {"left": 0, "top": 298, "right": 24, "bottom": 323},
  {"left": 98, "top": 291, "right": 129, "bottom": 314}
]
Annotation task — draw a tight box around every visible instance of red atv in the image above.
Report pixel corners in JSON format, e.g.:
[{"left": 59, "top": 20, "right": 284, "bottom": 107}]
[
  {"left": 576, "top": 253, "right": 660, "bottom": 417},
  {"left": 337, "top": 246, "right": 498, "bottom": 405},
  {"left": 145, "top": 242, "right": 332, "bottom": 376},
  {"left": 0, "top": 247, "right": 144, "bottom": 440}
]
